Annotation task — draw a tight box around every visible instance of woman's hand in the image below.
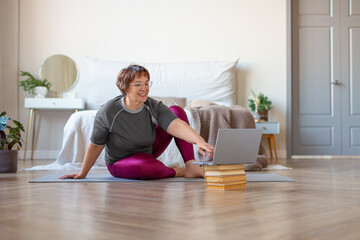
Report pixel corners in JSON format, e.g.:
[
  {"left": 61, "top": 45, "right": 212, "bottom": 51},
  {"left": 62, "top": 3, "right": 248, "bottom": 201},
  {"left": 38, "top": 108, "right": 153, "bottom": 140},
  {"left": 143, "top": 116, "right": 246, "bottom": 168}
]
[
  {"left": 58, "top": 143, "right": 104, "bottom": 180},
  {"left": 196, "top": 139, "right": 215, "bottom": 158},
  {"left": 59, "top": 172, "right": 86, "bottom": 179}
]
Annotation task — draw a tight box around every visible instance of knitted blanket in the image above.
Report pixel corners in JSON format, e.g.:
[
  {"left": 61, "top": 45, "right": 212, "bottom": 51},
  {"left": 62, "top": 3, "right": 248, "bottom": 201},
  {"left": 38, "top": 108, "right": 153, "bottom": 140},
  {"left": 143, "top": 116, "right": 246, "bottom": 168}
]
[{"left": 187, "top": 105, "right": 268, "bottom": 171}]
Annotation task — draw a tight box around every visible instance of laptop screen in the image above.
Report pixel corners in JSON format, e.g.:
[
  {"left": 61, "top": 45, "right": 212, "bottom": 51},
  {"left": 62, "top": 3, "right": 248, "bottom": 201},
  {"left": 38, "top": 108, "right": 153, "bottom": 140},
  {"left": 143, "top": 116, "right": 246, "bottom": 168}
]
[{"left": 195, "top": 128, "right": 262, "bottom": 165}]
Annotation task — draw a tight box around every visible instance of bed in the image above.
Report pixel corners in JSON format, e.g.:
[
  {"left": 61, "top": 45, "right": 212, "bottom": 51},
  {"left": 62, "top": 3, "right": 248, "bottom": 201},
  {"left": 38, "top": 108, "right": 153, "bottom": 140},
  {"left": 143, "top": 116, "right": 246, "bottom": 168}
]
[{"left": 27, "top": 57, "right": 268, "bottom": 171}]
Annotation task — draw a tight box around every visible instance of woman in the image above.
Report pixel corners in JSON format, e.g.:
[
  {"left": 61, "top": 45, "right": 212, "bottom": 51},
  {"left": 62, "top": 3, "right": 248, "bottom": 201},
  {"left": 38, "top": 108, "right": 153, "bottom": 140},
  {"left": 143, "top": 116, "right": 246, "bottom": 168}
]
[{"left": 60, "top": 65, "right": 214, "bottom": 180}]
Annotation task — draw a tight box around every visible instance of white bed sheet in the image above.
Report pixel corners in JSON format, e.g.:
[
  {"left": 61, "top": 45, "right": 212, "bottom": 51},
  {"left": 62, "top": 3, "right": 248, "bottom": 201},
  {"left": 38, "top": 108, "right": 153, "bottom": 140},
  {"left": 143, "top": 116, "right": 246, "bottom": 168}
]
[{"left": 24, "top": 110, "right": 198, "bottom": 171}]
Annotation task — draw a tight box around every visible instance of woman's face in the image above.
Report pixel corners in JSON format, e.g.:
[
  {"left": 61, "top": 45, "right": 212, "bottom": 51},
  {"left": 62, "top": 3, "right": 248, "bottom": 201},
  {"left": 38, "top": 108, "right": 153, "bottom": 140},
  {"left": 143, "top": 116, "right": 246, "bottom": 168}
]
[{"left": 125, "top": 74, "right": 150, "bottom": 104}]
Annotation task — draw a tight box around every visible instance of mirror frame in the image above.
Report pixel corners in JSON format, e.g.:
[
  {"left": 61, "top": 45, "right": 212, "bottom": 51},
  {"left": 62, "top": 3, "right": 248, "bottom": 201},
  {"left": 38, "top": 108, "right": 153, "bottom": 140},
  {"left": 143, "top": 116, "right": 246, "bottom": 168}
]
[{"left": 39, "top": 54, "right": 80, "bottom": 94}]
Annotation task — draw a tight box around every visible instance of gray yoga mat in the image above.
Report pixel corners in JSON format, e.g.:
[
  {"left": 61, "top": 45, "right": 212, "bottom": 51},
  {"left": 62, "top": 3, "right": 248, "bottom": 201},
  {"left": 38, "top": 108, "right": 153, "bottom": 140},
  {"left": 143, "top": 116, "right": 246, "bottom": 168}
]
[{"left": 29, "top": 173, "right": 295, "bottom": 183}]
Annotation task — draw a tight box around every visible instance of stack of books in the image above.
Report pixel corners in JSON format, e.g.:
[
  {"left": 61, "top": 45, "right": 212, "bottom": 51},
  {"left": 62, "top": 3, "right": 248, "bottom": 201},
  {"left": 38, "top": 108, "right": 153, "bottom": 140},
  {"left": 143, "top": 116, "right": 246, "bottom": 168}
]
[{"left": 203, "top": 164, "right": 246, "bottom": 190}]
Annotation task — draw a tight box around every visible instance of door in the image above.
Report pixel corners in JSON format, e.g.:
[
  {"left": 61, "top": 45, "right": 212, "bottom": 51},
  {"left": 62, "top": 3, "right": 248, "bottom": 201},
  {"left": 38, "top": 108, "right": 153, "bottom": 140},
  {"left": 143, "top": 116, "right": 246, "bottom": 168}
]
[
  {"left": 292, "top": 0, "right": 360, "bottom": 155},
  {"left": 341, "top": 0, "right": 360, "bottom": 154}
]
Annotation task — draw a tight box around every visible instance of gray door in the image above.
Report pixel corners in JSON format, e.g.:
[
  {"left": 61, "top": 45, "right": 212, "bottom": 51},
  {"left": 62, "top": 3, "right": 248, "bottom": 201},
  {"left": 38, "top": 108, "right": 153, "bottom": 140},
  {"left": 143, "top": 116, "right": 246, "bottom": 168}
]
[
  {"left": 292, "top": 0, "right": 360, "bottom": 155},
  {"left": 341, "top": 0, "right": 360, "bottom": 154}
]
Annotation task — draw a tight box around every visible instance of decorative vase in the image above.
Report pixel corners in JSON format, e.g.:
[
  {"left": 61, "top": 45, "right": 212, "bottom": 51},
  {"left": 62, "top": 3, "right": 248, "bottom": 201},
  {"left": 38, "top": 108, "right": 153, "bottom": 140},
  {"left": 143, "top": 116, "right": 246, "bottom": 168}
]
[
  {"left": 257, "top": 110, "right": 269, "bottom": 122},
  {"left": 251, "top": 110, "right": 260, "bottom": 122},
  {"left": 34, "top": 86, "right": 48, "bottom": 98},
  {"left": 0, "top": 150, "right": 18, "bottom": 173}
]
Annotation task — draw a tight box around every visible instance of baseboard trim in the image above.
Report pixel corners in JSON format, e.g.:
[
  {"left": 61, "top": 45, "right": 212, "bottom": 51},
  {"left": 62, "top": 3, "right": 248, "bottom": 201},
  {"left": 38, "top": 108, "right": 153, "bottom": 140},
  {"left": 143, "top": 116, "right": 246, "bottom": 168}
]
[
  {"left": 291, "top": 155, "right": 360, "bottom": 159},
  {"left": 19, "top": 150, "right": 59, "bottom": 160}
]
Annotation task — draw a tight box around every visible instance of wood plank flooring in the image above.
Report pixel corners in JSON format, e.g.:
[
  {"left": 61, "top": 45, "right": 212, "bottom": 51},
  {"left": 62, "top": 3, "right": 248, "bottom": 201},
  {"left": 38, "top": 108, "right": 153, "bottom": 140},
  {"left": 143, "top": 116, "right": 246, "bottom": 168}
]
[{"left": 1, "top": 158, "right": 360, "bottom": 240}]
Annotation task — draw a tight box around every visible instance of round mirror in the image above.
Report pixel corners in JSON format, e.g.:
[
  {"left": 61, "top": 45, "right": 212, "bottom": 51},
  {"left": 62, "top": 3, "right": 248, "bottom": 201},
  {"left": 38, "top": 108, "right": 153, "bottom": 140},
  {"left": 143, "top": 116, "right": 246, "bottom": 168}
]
[{"left": 39, "top": 54, "right": 79, "bottom": 94}]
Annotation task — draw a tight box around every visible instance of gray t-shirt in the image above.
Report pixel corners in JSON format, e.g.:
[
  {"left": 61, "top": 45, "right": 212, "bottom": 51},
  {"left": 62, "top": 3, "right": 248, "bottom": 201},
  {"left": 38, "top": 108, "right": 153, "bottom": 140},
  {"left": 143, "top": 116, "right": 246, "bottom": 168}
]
[{"left": 90, "top": 95, "right": 178, "bottom": 165}]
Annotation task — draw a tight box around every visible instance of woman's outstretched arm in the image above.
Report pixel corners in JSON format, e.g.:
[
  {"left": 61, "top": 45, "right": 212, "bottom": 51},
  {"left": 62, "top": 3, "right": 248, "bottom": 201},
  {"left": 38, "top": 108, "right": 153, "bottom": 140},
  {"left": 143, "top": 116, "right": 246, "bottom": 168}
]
[
  {"left": 167, "top": 119, "right": 214, "bottom": 158},
  {"left": 59, "top": 142, "right": 105, "bottom": 179}
]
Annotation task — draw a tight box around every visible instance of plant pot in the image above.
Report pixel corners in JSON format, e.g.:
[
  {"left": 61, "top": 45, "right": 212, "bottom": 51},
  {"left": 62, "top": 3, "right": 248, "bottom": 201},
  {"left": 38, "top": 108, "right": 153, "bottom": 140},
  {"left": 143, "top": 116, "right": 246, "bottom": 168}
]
[
  {"left": 0, "top": 150, "right": 18, "bottom": 173},
  {"left": 34, "top": 86, "right": 48, "bottom": 98},
  {"left": 257, "top": 110, "right": 269, "bottom": 122}
]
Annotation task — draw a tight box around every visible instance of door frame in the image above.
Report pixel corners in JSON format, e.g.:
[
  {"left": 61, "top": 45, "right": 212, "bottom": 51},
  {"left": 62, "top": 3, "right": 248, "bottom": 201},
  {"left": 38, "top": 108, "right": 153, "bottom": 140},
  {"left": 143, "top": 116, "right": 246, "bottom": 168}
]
[{"left": 286, "top": 0, "right": 292, "bottom": 158}]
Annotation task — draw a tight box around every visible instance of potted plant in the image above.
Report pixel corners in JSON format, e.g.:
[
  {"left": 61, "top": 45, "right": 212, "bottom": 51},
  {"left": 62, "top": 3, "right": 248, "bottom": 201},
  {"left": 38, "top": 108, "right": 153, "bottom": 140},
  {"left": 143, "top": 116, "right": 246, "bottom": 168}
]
[
  {"left": 0, "top": 111, "right": 24, "bottom": 173},
  {"left": 19, "top": 71, "right": 52, "bottom": 98},
  {"left": 248, "top": 90, "right": 272, "bottom": 122}
]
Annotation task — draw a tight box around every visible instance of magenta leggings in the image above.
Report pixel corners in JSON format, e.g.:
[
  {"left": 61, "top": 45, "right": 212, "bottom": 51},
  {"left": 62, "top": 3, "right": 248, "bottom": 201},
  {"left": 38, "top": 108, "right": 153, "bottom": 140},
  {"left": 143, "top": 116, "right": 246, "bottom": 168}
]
[{"left": 106, "top": 105, "right": 195, "bottom": 180}]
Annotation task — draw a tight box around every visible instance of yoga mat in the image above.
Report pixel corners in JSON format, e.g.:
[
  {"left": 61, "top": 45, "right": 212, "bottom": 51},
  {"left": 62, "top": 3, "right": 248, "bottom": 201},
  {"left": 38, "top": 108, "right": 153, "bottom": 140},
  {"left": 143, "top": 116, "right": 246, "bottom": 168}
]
[{"left": 29, "top": 173, "right": 295, "bottom": 183}]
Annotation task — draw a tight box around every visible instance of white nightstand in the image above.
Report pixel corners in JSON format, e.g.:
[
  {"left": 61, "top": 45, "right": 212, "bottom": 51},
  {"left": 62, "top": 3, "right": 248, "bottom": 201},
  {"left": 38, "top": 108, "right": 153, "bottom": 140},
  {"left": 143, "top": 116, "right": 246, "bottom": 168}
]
[
  {"left": 255, "top": 122, "right": 280, "bottom": 160},
  {"left": 24, "top": 98, "right": 85, "bottom": 160}
]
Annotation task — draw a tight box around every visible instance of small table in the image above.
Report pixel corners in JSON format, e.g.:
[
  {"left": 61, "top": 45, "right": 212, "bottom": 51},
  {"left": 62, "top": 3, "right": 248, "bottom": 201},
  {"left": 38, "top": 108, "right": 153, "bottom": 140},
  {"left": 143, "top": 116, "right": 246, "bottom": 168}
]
[
  {"left": 255, "top": 122, "right": 280, "bottom": 160},
  {"left": 24, "top": 98, "right": 85, "bottom": 160}
]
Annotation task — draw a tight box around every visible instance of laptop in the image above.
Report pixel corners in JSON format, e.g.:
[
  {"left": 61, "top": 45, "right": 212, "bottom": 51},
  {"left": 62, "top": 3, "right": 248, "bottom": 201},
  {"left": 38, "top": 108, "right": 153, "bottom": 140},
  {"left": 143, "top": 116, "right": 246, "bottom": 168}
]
[{"left": 194, "top": 128, "right": 263, "bottom": 165}]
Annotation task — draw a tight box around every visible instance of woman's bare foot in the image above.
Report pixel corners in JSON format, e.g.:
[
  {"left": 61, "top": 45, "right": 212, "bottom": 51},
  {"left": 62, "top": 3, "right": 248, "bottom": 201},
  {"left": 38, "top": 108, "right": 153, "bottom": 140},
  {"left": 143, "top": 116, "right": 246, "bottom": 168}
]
[
  {"left": 173, "top": 167, "right": 185, "bottom": 177},
  {"left": 184, "top": 160, "right": 205, "bottom": 178}
]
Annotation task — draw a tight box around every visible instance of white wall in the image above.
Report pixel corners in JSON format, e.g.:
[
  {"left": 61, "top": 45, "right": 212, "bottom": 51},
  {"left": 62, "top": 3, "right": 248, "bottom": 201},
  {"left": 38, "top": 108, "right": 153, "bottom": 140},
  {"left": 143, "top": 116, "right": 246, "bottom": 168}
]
[{"left": 15, "top": 0, "right": 287, "bottom": 159}]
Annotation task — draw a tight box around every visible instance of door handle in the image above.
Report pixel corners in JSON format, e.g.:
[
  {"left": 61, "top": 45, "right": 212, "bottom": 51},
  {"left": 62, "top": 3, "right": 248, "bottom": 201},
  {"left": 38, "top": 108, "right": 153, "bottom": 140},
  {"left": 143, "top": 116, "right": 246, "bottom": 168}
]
[{"left": 331, "top": 80, "right": 342, "bottom": 85}]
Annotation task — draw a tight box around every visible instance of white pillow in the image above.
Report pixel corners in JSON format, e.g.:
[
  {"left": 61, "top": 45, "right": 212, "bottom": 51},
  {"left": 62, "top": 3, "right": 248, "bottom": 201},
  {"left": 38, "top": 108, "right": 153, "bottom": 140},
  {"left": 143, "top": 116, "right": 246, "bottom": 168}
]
[
  {"left": 84, "top": 57, "right": 129, "bottom": 109},
  {"left": 84, "top": 57, "right": 238, "bottom": 110}
]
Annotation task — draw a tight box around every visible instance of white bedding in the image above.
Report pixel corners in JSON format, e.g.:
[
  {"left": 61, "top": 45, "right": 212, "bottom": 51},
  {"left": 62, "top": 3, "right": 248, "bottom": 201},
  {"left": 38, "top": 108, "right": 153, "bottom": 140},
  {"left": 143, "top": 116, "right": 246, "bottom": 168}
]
[
  {"left": 24, "top": 58, "right": 238, "bottom": 171},
  {"left": 25, "top": 109, "right": 198, "bottom": 171},
  {"left": 83, "top": 57, "right": 238, "bottom": 109}
]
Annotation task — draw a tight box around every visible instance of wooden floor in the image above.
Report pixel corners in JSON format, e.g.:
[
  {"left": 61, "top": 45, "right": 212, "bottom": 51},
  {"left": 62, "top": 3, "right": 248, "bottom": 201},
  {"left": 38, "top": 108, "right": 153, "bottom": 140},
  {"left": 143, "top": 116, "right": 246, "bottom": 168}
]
[{"left": 1, "top": 158, "right": 360, "bottom": 240}]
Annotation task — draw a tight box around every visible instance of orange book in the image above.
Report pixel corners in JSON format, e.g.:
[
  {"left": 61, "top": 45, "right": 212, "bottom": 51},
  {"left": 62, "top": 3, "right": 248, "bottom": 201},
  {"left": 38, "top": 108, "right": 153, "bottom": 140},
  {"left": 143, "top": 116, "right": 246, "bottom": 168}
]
[
  {"left": 206, "top": 183, "right": 246, "bottom": 191},
  {"left": 205, "top": 175, "right": 246, "bottom": 183},
  {"left": 203, "top": 164, "right": 244, "bottom": 171},
  {"left": 204, "top": 169, "right": 245, "bottom": 177},
  {"left": 206, "top": 180, "right": 246, "bottom": 186}
]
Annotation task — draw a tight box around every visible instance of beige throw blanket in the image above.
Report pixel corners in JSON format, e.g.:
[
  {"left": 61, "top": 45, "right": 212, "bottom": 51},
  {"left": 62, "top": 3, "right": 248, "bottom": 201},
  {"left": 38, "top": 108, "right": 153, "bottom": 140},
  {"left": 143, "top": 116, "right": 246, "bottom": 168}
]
[{"left": 187, "top": 105, "right": 268, "bottom": 171}]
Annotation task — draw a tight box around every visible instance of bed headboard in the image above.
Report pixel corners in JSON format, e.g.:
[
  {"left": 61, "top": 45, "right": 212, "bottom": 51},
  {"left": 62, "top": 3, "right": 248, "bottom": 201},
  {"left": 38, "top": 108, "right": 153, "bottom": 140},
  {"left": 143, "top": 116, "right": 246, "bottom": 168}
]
[{"left": 81, "top": 57, "right": 238, "bottom": 110}]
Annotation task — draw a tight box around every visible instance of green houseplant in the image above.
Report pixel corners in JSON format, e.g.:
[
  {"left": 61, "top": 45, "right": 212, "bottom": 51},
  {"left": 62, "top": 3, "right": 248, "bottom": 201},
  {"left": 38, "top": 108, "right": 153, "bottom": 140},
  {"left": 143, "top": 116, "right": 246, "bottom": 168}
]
[
  {"left": 248, "top": 90, "right": 272, "bottom": 121},
  {"left": 19, "top": 71, "right": 52, "bottom": 96},
  {"left": 0, "top": 111, "right": 24, "bottom": 173}
]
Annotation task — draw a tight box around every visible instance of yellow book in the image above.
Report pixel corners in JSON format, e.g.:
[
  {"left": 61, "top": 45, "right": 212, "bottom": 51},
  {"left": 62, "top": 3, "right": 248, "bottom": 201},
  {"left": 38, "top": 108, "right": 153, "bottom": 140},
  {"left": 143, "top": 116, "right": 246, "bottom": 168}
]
[
  {"left": 203, "top": 164, "right": 244, "bottom": 171},
  {"left": 205, "top": 175, "right": 246, "bottom": 183},
  {"left": 206, "top": 180, "right": 246, "bottom": 186},
  {"left": 204, "top": 169, "right": 245, "bottom": 177},
  {"left": 206, "top": 183, "right": 246, "bottom": 191}
]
